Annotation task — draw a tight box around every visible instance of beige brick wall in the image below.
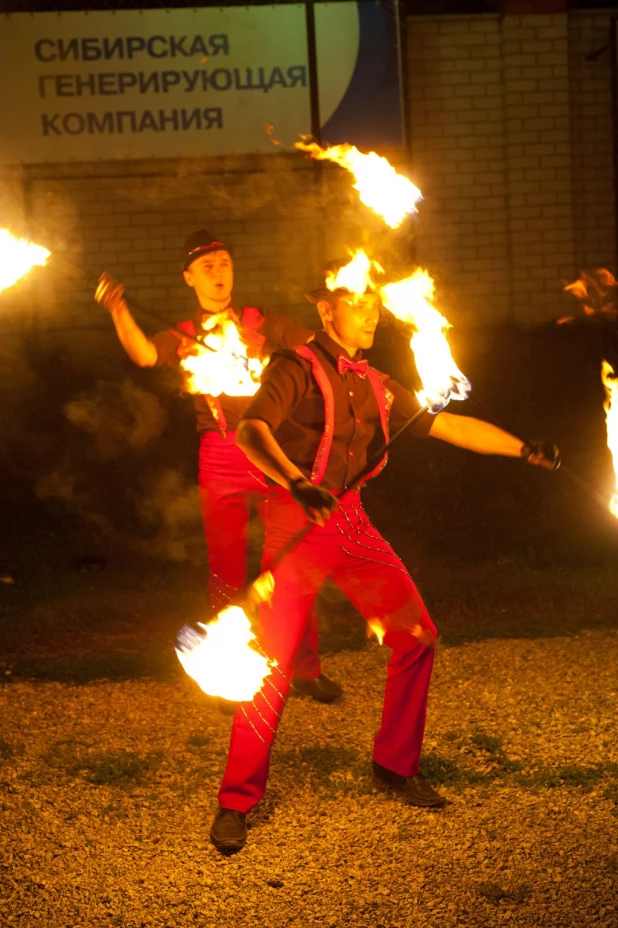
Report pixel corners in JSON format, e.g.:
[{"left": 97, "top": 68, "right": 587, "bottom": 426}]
[
  {"left": 568, "top": 11, "right": 616, "bottom": 274},
  {"left": 407, "top": 9, "right": 616, "bottom": 325},
  {"left": 502, "top": 13, "right": 575, "bottom": 321},
  {"left": 16, "top": 154, "right": 332, "bottom": 339},
  {"left": 407, "top": 14, "right": 510, "bottom": 326}
]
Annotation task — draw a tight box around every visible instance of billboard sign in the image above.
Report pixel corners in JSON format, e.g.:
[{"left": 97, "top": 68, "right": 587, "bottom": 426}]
[{"left": 0, "top": 3, "right": 403, "bottom": 164}]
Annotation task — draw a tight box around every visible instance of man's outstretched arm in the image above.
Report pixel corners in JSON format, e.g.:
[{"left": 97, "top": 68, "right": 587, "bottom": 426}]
[
  {"left": 429, "top": 412, "right": 559, "bottom": 470},
  {"left": 95, "top": 272, "right": 158, "bottom": 368}
]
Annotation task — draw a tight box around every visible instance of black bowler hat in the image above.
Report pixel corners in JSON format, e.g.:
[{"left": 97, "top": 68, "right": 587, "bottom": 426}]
[{"left": 180, "top": 230, "right": 231, "bottom": 272}]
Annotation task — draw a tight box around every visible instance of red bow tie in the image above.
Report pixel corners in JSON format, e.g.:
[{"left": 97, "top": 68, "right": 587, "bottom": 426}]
[{"left": 337, "top": 355, "right": 368, "bottom": 378}]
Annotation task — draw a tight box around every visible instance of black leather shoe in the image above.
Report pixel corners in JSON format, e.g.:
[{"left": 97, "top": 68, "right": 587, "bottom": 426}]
[
  {"left": 292, "top": 673, "right": 343, "bottom": 704},
  {"left": 372, "top": 760, "right": 447, "bottom": 808},
  {"left": 210, "top": 807, "right": 247, "bottom": 853}
]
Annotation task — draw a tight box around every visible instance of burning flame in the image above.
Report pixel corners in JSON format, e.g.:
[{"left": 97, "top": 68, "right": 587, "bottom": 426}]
[
  {"left": 326, "top": 249, "right": 383, "bottom": 298},
  {"left": 176, "top": 571, "right": 276, "bottom": 701},
  {"left": 378, "top": 269, "right": 471, "bottom": 412},
  {"left": 181, "top": 312, "right": 268, "bottom": 398},
  {"left": 601, "top": 360, "right": 618, "bottom": 518},
  {"left": 0, "top": 229, "right": 50, "bottom": 294},
  {"left": 176, "top": 607, "right": 276, "bottom": 702},
  {"left": 367, "top": 618, "right": 385, "bottom": 645},
  {"left": 295, "top": 140, "right": 422, "bottom": 229}
]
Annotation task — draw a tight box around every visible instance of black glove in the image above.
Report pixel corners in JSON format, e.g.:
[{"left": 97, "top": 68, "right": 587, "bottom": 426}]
[
  {"left": 521, "top": 439, "right": 561, "bottom": 471},
  {"left": 289, "top": 477, "right": 339, "bottom": 525}
]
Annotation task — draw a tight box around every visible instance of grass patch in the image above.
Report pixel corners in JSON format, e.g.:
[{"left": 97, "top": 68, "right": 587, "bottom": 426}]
[
  {"left": 418, "top": 752, "right": 617, "bottom": 802},
  {"left": 471, "top": 732, "right": 504, "bottom": 755},
  {"left": 43, "top": 740, "right": 162, "bottom": 787},
  {"left": 3, "top": 651, "right": 178, "bottom": 684},
  {"left": 81, "top": 750, "right": 162, "bottom": 786},
  {"left": 419, "top": 752, "right": 491, "bottom": 786},
  {"left": 0, "top": 735, "right": 14, "bottom": 761},
  {"left": 278, "top": 744, "right": 368, "bottom": 792},
  {"left": 478, "top": 881, "right": 532, "bottom": 905},
  {"left": 514, "top": 763, "right": 606, "bottom": 792},
  {"left": 186, "top": 733, "right": 211, "bottom": 750}
]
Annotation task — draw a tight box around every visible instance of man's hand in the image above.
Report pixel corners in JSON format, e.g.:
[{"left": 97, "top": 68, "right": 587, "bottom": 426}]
[
  {"left": 289, "top": 477, "right": 339, "bottom": 526},
  {"left": 522, "top": 439, "right": 561, "bottom": 471},
  {"left": 95, "top": 272, "right": 127, "bottom": 315}
]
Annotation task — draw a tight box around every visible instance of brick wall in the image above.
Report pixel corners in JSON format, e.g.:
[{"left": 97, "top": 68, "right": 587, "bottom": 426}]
[
  {"left": 1, "top": 7, "right": 616, "bottom": 359},
  {"left": 568, "top": 11, "right": 617, "bottom": 274},
  {"left": 407, "top": 9, "right": 616, "bottom": 325}
]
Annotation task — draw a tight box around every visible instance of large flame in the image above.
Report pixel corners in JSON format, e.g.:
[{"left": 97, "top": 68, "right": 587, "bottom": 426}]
[
  {"left": 378, "top": 269, "right": 471, "bottom": 412},
  {"left": 181, "top": 312, "right": 268, "bottom": 398},
  {"left": 295, "top": 140, "right": 422, "bottom": 229},
  {"left": 601, "top": 360, "right": 618, "bottom": 518},
  {"left": 326, "top": 249, "right": 383, "bottom": 298},
  {"left": 176, "top": 571, "right": 276, "bottom": 701},
  {"left": 0, "top": 229, "right": 50, "bottom": 294}
]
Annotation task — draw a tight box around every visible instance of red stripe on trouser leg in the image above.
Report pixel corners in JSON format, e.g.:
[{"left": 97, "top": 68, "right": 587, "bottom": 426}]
[{"left": 217, "top": 487, "right": 437, "bottom": 812}]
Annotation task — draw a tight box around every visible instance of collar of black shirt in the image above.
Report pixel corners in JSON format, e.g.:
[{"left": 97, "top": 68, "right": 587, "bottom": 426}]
[{"left": 312, "top": 329, "right": 363, "bottom": 367}]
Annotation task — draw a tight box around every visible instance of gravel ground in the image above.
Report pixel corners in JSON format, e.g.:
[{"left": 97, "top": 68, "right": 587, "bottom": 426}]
[{"left": 1, "top": 629, "right": 617, "bottom": 928}]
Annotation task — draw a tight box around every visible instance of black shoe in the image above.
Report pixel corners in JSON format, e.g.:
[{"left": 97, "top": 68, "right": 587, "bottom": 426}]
[
  {"left": 210, "top": 807, "right": 247, "bottom": 853},
  {"left": 372, "top": 760, "right": 447, "bottom": 808},
  {"left": 292, "top": 673, "right": 343, "bottom": 704}
]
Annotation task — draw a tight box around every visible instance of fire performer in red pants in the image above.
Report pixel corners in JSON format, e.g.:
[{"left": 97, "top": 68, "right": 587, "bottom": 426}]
[
  {"left": 95, "top": 230, "right": 341, "bottom": 703},
  {"left": 210, "top": 282, "right": 559, "bottom": 852}
]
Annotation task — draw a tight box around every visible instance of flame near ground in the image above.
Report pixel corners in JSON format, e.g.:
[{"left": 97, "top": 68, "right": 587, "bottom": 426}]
[
  {"left": 176, "top": 606, "right": 276, "bottom": 702},
  {"left": 176, "top": 571, "right": 276, "bottom": 702}
]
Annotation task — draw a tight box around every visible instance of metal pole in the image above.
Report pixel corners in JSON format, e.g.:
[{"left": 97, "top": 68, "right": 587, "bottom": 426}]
[{"left": 305, "top": 0, "right": 321, "bottom": 143}]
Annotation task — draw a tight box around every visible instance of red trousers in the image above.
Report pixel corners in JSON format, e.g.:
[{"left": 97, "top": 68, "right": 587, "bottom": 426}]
[
  {"left": 218, "top": 487, "right": 437, "bottom": 813},
  {"left": 197, "top": 431, "right": 320, "bottom": 680}
]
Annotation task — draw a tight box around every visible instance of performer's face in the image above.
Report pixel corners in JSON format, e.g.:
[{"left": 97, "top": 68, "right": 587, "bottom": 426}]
[
  {"left": 321, "top": 293, "right": 380, "bottom": 353},
  {"left": 183, "top": 249, "right": 234, "bottom": 308}
]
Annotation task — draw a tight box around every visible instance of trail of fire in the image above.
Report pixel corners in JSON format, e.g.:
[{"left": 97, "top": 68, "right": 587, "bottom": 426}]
[
  {"left": 601, "top": 360, "right": 618, "bottom": 517},
  {"left": 378, "top": 269, "right": 471, "bottom": 412},
  {"left": 295, "top": 139, "right": 422, "bottom": 229},
  {"left": 0, "top": 228, "right": 50, "bottom": 293}
]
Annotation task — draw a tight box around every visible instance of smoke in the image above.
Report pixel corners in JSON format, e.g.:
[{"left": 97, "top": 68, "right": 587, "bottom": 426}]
[
  {"left": 134, "top": 466, "right": 203, "bottom": 563},
  {"left": 30, "top": 376, "right": 205, "bottom": 563},
  {"left": 65, "top": 377, "right": 168, "bottom": 460}
]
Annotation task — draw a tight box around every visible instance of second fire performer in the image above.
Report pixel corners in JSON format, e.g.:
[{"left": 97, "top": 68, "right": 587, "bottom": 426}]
[{"left": 95, "top": 230, "right": 342, "bottom": 703}]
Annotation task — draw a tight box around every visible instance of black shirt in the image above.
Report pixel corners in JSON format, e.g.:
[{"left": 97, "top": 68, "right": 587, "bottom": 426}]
[{"left": 243, "top": 330, "right": 433, "bottom": 490}]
